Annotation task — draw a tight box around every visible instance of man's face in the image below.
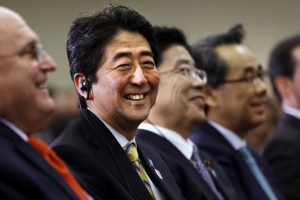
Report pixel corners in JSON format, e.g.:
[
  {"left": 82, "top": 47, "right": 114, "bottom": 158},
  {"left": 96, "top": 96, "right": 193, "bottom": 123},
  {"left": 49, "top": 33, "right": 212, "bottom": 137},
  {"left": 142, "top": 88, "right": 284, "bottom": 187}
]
[
  {"left": 0, "top": 8, "right": 56, "bottom": 134},
  {"left": 211, "top": 44, "right": 267, "bottom": 134},
  {"left": 153, "top": 44, "right": 206, "bottom": 130},
  {"left": 90, "top": 30, "right": 159, "bottom": 131}
]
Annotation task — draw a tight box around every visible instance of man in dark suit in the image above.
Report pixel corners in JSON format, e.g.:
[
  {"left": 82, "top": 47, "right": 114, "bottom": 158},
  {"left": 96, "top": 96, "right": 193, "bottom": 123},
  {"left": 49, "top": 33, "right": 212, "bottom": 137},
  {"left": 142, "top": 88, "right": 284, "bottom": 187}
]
[
  {"left": 136, "top": 26, "right": 237, "bottom": 200},
  {"left": 190, "top": 24, "right": 285, "bottom": 200},
  {"left": 0, "top": 6, "right": 89, "bottom": 200},
  {"left": 263, "top": 34, "right": 300, "bottom": 200},
  {"left": 51, "top": 5, "right": 184, "bottom": 200}
]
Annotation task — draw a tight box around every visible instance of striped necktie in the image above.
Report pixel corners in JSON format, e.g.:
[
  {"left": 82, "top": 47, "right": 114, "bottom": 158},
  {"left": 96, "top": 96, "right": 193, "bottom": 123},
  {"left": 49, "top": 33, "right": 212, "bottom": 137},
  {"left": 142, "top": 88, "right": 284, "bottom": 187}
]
[
  {"left": 191, "top": 146, "right": 224, "bottom": 200},
  {"left": 124, "top": 143, "right": 155, "bottom": 199},
  {"left": 238, "top": 147, "right": 277, "bottom": 200}
]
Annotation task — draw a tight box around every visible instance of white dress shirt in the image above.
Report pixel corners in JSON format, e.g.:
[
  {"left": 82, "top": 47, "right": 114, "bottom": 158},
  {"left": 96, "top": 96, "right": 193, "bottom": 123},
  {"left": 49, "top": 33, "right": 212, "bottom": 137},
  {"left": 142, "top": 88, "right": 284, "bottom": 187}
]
[
  {"left": 138, "top": 122, "right": 196, "bottom": 160},
  {"left": 283, "top": 105, "right": 300, "bottom": 120},
  {"left": 0, "top": 118, "right": 28, "bottom": 142}
]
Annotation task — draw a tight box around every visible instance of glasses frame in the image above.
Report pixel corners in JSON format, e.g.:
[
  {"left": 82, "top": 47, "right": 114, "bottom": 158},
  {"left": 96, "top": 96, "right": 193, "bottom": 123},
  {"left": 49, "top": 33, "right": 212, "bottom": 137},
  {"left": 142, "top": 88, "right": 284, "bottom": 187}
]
[
  {"left": 159, "top": 67, "right": 207, "bottom": 83},
  {"left": 0, "top": 43, "right": 43, "bottom": 64},
  {"left": 221, "top": 70, "right": 268, "bottom": 86}
]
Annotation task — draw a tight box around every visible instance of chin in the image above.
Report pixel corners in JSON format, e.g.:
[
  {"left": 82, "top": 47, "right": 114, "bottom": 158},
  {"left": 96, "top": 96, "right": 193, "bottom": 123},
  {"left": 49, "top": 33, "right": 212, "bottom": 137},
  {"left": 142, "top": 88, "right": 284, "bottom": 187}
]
[
  {"left": 40, "top": 99, "right": 56, "bottom": 116},
  {"left": 127, "top": 111, "right": 150, "bottom": 124}
]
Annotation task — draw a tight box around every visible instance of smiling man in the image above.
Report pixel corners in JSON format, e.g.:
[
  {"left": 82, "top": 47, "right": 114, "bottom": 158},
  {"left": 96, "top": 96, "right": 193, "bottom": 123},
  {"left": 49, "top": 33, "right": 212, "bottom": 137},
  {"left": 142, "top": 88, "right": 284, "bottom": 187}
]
[
  {"left": 51, "top": 5, "right": 183, "bottom": 200},
  {"left": 190, "top": 24, "right": 285, "bottom": 200},
  {"left": 136, "top": 26, "right": 238, "bottom": 200},
  {"left": 0, "top": 6, "right": 89, "bottom": 200}
]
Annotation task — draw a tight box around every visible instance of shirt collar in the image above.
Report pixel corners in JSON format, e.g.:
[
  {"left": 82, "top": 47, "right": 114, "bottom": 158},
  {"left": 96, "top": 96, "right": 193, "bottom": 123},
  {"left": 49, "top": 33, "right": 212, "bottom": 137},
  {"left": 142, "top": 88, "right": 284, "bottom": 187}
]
[
  {"left": 0, "top": 118, "right": 28, "bottom": 142},
  {"left": 207, "top": 120, "right": 246, "bottom": 150},
  {"left": 283, "top": 105, "right": 300, "bottom": 120},
  {"left": 87, "top": 108, "right": 136, "bottom": 148},
  {"left": 138, "top": 122, "right": 194, "bottom": 159}
]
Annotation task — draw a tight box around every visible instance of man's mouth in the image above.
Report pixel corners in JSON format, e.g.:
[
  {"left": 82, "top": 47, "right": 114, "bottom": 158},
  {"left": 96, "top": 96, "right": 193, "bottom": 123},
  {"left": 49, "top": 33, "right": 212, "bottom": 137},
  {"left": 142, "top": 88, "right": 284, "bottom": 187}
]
[
  {"left": 36, "top": 82, "right": 46, "bottom": 89},
  {"left": 124, "top": 94, "right": 145, "bottom": 101}
]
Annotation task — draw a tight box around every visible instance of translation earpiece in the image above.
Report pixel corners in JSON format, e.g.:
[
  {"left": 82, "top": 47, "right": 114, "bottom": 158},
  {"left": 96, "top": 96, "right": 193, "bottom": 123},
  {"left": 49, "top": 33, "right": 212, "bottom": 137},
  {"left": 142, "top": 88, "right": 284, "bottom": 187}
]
[
  {"left": 79, "top": 79, "right": 90, "bottom": 100},
  {"left": 79, "top": 79, "right": 89, "bottom": 91}
]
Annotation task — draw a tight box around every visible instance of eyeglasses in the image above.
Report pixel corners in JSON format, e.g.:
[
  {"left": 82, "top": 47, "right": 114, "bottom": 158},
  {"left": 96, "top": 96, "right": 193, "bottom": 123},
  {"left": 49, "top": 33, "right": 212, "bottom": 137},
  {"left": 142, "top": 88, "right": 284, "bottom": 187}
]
[
  {"left": 0, "top": 43, "right": 43, "bottom": 64},
  {"left": 221, "top": 70, "right": 268, "bottom": 86},
  {"left": 159, "top": 67, "right": 207, "bottom": 83}
]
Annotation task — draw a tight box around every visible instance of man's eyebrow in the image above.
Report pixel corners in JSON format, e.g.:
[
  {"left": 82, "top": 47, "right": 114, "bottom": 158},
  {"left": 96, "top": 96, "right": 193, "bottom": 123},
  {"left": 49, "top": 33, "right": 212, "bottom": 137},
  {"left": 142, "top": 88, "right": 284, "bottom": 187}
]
[
  {"left": 243, "top": 64, "right": 263, "bottom": 74},
  {"left": 113, "top": 52, "right": 131, "bottom": 61},
  {"left": 140, "top": 50, "right": 154, "bottom": 59},
  {"left": 175, "top": 59, "right": 192, "bottom": 68}
]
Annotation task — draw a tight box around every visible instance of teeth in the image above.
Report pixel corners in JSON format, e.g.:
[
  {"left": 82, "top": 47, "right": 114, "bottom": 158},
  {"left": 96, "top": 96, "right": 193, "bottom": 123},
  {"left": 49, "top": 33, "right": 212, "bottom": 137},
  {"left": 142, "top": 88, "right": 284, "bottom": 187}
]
[{"left": 126, "top": 94, "right": 144, "bottom": 100}]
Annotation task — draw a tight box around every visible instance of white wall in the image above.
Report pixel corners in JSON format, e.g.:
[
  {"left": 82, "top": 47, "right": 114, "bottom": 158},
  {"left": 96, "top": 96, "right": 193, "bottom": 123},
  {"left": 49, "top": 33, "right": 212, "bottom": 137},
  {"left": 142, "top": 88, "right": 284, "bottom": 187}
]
[{"left": 1, "top": 0, "right": 300, "bottom": 89}]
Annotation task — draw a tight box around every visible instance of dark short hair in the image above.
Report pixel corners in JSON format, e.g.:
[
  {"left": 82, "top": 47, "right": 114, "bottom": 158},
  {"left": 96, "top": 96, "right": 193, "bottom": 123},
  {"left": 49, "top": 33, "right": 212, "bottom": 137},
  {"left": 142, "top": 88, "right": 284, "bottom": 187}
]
[
  {"left": 153, "top": 26, "right": 191, "bottom": 66},
  {"left": 66, "top": 4, "right": 157, "bottom": 107},
  {"left": 192, "top": 24, "right": 245, "bottom": 88},
  {"left": 268, "top": 34, "right": 300, "bottom": 102}
]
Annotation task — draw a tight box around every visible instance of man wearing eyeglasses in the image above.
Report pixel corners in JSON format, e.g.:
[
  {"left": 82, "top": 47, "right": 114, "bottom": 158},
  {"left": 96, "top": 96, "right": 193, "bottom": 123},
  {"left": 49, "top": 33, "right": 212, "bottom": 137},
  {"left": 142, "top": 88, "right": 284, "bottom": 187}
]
[
  {"left": 136, "top": 26, "right": 238, "bottom": 200},
  {"left": 0, "top": 7, "right": 91, "bottom": 199},
  {"left": 190, "top": 24, "right": 285, "bottom": 200},
  {"left": 263, "top": 34, "right": 300, "bottom": 200}
]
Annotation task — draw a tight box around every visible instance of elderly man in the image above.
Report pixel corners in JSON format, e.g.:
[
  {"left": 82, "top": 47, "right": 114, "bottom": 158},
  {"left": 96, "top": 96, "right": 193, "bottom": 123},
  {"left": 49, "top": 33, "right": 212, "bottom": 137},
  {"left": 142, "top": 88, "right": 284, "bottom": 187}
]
[
  {"left": 190, "top": 24, "right": 285, "bottom": 200},
  {"left": 51, "top": 5, "right": 183, "bottom": 200},
  {"left": 0, "top": 6, "right": 89, "bottom": 200},
  {"left": 263, "top": 34, "right": 300, "bottom": 200},
  {"left": 136, "top": 26, "right": 238, "bottom": 200}
]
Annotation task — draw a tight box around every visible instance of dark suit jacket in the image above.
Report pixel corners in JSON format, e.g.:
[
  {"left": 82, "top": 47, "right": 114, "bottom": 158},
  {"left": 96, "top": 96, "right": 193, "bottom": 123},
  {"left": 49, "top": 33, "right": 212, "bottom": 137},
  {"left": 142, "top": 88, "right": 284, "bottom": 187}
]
[
  {"left": 190, "top": 121, "right": 285, "bottom": 200},
  {"left": 263, "top": 113, "right": 300, "bottom": 200},
  {"left": 51, "top": 108, "right": 184, "bottom": 200},
  {"left": 0, "top": 121, "right": 79, "bottom": 200},
  {"left": 136, "top": 129, "right": 238, "bottom": 200}
]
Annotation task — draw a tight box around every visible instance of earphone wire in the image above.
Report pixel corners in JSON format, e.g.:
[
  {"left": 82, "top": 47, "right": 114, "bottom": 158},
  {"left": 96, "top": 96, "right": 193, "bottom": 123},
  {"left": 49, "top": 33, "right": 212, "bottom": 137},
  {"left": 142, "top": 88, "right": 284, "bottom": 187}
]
[{"left": 82, "top": 109, "right": 137, "bottom": 200}]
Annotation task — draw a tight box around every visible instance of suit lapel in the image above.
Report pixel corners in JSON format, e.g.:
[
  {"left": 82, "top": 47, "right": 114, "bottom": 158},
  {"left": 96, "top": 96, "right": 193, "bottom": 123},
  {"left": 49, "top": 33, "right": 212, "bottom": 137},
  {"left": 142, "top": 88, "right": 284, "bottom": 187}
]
[
  {"left": 79, "top": 109, "right": 153, "bottom": 200},
  {"left": 0, "top": 122, "right": 78, "bottom": 199},
  {"left": 138, "top": 130, "right": 220, "bottom": 200},
  {"left": 137, "top": 143, "right": 176, "bottom": 200},
  {"left": 203, "top": 122, "right": 270, "bottom": 199}
]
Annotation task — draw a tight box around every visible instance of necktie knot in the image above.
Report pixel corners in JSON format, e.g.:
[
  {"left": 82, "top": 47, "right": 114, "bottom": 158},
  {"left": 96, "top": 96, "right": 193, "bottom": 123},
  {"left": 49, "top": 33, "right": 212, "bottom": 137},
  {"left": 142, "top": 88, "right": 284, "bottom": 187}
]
[
  {"left": 28, "top": 136, "right": 51, "bottom": 156},
  {"left": 238, "top": 146, "right": 255, "bottom": 163},
  {"left": 124, "top": 143, "right": 139, "bottom": 162}
]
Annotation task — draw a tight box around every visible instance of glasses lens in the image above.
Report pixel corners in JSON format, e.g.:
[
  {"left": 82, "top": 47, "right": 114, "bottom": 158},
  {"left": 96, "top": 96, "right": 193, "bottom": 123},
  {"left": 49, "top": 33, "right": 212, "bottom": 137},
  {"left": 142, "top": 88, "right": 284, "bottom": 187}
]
[{"left": 36, "top": 44, "right": 43, "bottom": 64}]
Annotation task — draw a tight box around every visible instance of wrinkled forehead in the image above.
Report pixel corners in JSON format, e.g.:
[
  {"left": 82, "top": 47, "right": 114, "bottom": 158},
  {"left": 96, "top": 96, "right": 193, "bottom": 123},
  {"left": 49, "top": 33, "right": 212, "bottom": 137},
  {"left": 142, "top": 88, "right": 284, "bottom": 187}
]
[{"left": 0, "top": 7, "right": 38, "bottom": 55}]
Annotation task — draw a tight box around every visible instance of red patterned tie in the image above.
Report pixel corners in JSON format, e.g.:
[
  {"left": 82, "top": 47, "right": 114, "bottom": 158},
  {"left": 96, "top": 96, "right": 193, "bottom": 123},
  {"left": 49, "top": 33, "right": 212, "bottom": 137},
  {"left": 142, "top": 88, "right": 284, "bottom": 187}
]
[{"left": 28, "top": 136, "right": 90, "bottom": 200}]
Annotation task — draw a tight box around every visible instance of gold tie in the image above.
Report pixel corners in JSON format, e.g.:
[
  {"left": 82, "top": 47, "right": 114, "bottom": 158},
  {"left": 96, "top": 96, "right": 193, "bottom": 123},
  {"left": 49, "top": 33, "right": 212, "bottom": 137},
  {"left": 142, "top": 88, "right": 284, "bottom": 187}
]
[{"left": 124, "top": 143, "right": 155, "bottom": 199}]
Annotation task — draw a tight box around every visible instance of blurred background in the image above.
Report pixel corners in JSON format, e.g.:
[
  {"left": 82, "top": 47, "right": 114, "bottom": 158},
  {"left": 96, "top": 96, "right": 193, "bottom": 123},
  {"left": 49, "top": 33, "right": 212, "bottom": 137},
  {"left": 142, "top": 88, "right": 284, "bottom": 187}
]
[{"left": 1, "top": 0, "right": 300, "bottom": 90}]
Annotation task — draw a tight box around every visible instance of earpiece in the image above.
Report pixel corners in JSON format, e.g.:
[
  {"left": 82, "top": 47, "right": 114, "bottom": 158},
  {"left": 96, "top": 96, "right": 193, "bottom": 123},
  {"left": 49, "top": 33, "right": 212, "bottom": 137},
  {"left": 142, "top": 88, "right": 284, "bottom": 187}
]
[
  {"left": 79, "top": 79, "right": 89, "bottom": 91},
  {"left": 79, "top": 79, "right": 90, "bottom": 100}
]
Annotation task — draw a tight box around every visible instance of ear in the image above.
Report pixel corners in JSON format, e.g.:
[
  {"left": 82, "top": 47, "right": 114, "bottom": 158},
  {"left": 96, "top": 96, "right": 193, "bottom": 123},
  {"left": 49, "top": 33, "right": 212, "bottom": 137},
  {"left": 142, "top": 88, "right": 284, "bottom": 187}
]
[
  {"left": 274, "top": 75, "right": 292, "bottom": 99},
  {"left": 203, "top": 84, "right": 219, "bottom": 107},
  {"left": 73, "top": 73, "right": 93, "bottom": 100}
]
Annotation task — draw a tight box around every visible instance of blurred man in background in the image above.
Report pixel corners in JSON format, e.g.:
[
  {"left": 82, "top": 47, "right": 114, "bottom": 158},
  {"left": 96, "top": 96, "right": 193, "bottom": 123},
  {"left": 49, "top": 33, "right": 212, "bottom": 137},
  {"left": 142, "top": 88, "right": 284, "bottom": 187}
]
[{"left": 263, "top": 34, "right": 300, "bottom": 200}]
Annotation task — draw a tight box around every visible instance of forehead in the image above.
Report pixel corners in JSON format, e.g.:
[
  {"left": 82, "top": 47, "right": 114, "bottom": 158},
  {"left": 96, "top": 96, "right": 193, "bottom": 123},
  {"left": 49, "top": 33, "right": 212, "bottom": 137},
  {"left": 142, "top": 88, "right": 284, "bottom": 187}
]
[
  {"left": 0, "top": 8, "right": 38, "bottom": 55},
  {"left": 159, "top": 44, "right": 194, "bottom": 71},
  {"left": 104, "top": 30, "right": 151, "bottom": 56},
  {"left": 215, "top": 44, "right": 260, "bottom": 75}
]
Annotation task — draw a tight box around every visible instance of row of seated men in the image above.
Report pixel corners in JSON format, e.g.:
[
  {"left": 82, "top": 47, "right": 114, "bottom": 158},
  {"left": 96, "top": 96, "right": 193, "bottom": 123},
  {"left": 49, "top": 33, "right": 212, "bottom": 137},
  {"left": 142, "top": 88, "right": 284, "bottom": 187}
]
[{"left": 1, "top": 3, "right": 300, "bottom": 200}]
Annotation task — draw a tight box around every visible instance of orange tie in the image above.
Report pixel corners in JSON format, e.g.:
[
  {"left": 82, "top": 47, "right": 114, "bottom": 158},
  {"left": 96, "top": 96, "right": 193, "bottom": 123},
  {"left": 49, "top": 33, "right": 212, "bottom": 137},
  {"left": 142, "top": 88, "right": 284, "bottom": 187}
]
[{"left": 28, "top": 136, "right": 90, "bottom": 200}]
